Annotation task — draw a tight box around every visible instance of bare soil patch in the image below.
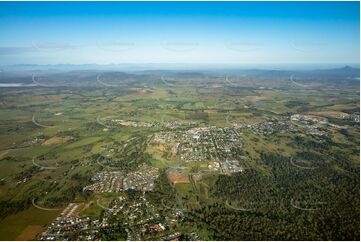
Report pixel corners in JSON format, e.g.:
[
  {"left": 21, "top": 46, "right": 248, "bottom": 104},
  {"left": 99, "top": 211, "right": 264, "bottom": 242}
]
[
  {"left": 42, "top": 136, "right": 72, "bottom": 145},
  {"left": 168, "top": 174, "right": 190, "bottom": 185},
  {"left": 308, "top": 111, "right": 350, "bottom": 119}
]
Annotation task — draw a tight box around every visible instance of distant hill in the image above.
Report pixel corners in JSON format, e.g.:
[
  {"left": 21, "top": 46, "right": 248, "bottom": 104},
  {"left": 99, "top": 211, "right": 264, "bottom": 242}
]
[
  {"left": 307, "top": 66, "right": 360, "bottom": 77},
  {"left": 0, "top": 64, "right": 358, "bottom": 86},
  {"left": 171, "top": 72, "right": 206, "bottom": 78}
]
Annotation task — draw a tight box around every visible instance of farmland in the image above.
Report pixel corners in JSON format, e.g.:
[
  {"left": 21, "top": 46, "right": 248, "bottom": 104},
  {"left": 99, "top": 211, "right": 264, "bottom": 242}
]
[{"left": 0, "top": 67, "right": 359, "bottom": 240}]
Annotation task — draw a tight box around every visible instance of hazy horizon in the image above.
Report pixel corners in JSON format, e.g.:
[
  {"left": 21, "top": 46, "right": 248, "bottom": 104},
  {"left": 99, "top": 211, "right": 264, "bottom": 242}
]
[{"left": 0, "top": 62, "right": 359, "bottom": 72}]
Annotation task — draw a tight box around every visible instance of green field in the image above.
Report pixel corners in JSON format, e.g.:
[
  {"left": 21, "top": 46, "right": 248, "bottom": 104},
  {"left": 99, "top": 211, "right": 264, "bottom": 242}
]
[{"left": 0, "top": 69, "right": 359, "bottom": 240}]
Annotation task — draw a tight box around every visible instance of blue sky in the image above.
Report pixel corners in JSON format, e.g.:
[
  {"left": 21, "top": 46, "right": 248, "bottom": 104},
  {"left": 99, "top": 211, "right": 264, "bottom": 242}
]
[{"left": 0, "top": 1, "right": 359, "bottom": 65}]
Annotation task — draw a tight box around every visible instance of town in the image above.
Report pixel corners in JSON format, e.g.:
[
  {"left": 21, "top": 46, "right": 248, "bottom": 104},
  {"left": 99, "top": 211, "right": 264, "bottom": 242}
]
[
  {"left": 153, "top": 126, "right": 244, "bottom": 163},
  {"left": 84, "top": 164, "right": 159, "bottom": 193}
]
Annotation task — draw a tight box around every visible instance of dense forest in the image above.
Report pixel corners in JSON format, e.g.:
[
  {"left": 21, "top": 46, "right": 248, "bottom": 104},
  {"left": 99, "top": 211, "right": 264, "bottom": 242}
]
[{"left": 186, "top": 152, "right": 359, "bottom": 240}]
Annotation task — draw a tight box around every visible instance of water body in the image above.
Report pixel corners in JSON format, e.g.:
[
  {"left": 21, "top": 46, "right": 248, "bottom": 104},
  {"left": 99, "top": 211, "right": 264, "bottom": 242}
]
[{"left": 0, "top": 83, "right": 37, "bottom": 87}]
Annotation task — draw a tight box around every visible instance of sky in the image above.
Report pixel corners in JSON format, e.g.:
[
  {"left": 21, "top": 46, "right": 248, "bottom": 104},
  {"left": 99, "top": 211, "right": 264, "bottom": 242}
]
[{"left": 0, "top": 1, "right": 359, "bottom": 66}]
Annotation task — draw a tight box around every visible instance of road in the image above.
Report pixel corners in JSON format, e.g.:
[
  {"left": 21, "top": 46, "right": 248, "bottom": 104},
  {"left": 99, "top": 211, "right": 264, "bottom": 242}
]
[
  {"left": 290, "top": 157, "right": 317, "bottom": 170},
  {"left": 32, "top": 157, "right": 58, "bottom": 170},
  {"left": 161, "top": 76, "right": 174, "bottom": 87},
  {"left": 289, "top": 75, "right": 310, "bottom": 88},
  {"left": 225, "top": 199, "right": 254, "bottom": 211},
  {"left": 32, "top": 114, "right": 52, "bottom": 128},
  {"left": 97, "top": 74, "right": 122, "bottom": 87},
  {"left": 32, "top": 198, "right": 62, "bottom": 211},
  {"left": 32, "top": 74, "right": 55, "bottom": 87},
  {"left": 290, "top": 198, "right": 325, "bottom": 211}
]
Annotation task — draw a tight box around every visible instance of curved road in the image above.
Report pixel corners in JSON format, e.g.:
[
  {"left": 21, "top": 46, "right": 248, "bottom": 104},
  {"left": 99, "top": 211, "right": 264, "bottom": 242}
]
[
  {"left": 97, "top": 74, "right": 124, "bottom": 87},
  {"left": 32, "top": 157, "right": 59, "bottom": 170},
  {"left": 290, "top": 157, "right": 318, "bottom": 170},
  {"left": 32, "top": 74, "right": 56, "bottom": 87},
  {"left": 290, "top": 198, "right": 326, "bottom": 211},
  {"left": 32, "top": 114, "right": 52, "bottom": 128},
  {"left": 32, "top": 198, "right": 63, "bottom": 211},
  {"left": 289, "top": 75, "right": 310, "bottom": 88},
  {"left": 225, "top": 199, "right": 254, "bottom": 211},
  {"left": 161, "top": 76, "right": 174, "bottom": 87}
]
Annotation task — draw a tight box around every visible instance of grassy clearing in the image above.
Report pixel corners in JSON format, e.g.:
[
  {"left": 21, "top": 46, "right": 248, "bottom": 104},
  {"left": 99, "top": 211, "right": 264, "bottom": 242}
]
[
  {"left": 66, "top": 137, "right": 101, "bottom": 149},
  {"left": 0, "top": 207, "right": 60, "bottom": 240}
]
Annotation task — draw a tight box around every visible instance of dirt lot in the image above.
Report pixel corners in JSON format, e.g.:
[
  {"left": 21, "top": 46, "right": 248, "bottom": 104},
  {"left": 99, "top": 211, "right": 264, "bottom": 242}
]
[
  {"left": 129, "top": 88, "right": 153, "bottom": 94},
  {"left": 42, "top": 136, "right": 73, "bottom": 145},
  {"left": 244, "top": 95, "right": 267, "bottom": 102},
  {"left": 168, "top": 174, "right": 190, "bottom": 185},
  {"left": 308, "top": 111, "right": 350, "bottom": 119},
  {"left": 0, "top": 150, "right": 9, "bottom": 159}
]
